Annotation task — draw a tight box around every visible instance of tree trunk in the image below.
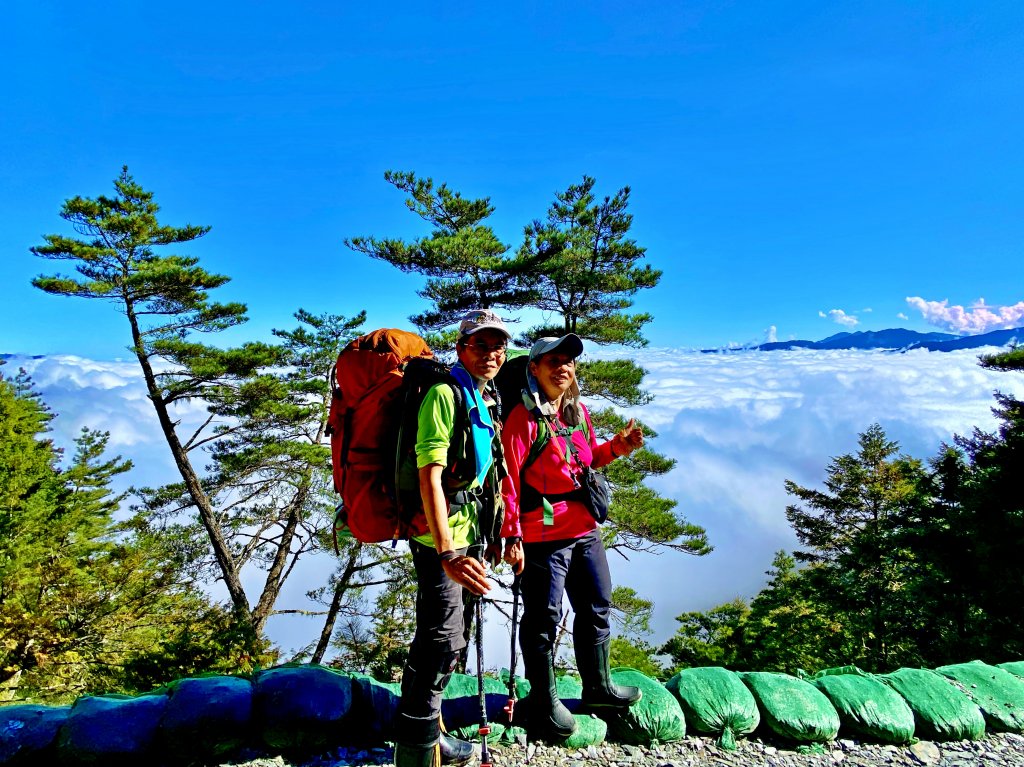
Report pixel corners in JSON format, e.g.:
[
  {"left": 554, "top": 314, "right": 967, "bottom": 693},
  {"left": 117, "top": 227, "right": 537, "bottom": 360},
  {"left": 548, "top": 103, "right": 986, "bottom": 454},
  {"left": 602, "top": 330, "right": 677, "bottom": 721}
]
[{"left": 126, "top": 306, "right": 251, "bottom": 615}]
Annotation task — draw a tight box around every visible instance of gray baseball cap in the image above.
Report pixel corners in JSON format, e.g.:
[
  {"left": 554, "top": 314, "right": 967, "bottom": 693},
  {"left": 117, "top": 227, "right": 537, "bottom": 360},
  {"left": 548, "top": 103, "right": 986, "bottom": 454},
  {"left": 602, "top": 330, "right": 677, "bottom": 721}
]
[
  {"left": 458, "top": 309, "right": 511, "bottom": 340},
  {"left": 529, "top": 333, "right": 584, "bottom": 361}
]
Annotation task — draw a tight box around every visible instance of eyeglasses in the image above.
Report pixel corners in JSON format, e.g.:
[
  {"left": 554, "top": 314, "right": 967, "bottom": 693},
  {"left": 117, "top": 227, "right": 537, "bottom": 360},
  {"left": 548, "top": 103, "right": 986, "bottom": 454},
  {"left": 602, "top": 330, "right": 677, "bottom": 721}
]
[{"left": 465, "top": 341, "right": 507, "bottom": 355}]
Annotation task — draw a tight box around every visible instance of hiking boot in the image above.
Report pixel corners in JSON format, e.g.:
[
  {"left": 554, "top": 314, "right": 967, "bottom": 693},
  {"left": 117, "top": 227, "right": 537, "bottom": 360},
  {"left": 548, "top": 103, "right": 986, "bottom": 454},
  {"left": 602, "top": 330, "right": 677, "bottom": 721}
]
[
  {"left": 577, "top": 639, "right": 642, "bottom": 709},
  {"left": 395, "top": 710, "right": 442, "bottom": 767},
  {"left": 439, "top": 730, "right": 476, "bottom": 765},
  {"left": 395, "top": 742, "right": 441, "bottom": 767},
  {"left": 523, "top": 650, "right": 577, "bottom": 741}
]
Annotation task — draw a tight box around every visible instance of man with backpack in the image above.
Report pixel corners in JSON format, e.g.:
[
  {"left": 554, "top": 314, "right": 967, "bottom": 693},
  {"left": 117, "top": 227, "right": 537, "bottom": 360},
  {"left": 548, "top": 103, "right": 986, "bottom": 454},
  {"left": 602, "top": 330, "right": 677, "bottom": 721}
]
[{"left": 394, "top": 309, "right": 523, "bottom": 767}]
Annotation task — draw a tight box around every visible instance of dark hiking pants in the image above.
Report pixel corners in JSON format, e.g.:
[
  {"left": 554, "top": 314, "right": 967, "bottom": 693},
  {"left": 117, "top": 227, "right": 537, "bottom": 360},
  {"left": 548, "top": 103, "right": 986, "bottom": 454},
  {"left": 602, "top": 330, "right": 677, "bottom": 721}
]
[
  {"left": 519, "top": 528, "right": 612, "bottom": 657},
  {"left": 396, "top": 540, "right": 469, "bottom": 736}
]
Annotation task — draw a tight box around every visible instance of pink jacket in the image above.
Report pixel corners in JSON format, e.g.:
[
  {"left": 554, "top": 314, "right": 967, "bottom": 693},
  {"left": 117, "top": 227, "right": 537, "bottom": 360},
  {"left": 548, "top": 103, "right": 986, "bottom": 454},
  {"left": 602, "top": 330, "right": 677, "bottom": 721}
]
[{"left": 500, "top": 402, "right": 615, "bottom": 543}]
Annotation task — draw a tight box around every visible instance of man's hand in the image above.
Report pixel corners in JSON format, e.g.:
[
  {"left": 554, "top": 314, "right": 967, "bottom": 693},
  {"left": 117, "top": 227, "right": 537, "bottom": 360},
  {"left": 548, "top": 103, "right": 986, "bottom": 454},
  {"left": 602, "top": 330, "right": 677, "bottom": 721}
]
[
  {"left": 503, "top": 539, "right": 524, "bottom": 574},
  {"left": 441, "top": 554, "right": 491, "bottom": 595}
]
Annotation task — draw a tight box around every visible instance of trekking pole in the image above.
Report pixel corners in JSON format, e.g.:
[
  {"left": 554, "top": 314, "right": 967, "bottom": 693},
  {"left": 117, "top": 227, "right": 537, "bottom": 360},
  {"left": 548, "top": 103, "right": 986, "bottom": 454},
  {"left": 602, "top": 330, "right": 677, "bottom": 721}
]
[
  {"left": 503, "top": 572, "right": 522, "bottom": 727},
  {"left": 475, "top": 590, "right": 492, "bottom": 767}
]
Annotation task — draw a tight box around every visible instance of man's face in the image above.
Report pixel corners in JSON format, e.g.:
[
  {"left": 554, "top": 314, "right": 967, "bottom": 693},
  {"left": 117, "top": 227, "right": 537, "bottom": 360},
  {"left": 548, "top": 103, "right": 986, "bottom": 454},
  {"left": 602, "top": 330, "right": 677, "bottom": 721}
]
[{"left": 456, "top": 329, "right": 507, "bottom": 382}]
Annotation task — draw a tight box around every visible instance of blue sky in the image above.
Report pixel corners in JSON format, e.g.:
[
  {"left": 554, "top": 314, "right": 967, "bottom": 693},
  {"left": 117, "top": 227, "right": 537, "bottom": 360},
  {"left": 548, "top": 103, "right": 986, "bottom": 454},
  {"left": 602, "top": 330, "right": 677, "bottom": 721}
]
[{"left": 4, "top": 1, "right": 1024, "bottom": 358}]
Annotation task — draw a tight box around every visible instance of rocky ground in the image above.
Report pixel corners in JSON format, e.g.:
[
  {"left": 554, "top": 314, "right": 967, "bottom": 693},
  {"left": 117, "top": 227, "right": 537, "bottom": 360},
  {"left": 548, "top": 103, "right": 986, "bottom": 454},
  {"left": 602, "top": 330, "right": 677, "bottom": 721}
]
[{"left": 226, "top": 731, "right": 1024, "bottom": 767}]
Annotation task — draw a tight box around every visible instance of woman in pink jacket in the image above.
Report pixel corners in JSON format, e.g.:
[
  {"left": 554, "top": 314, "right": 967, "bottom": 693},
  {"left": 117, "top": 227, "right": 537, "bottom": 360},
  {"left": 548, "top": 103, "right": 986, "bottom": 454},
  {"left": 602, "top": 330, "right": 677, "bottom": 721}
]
[{"left": 499, "top": 333, "right": 645, "bottom": 740}]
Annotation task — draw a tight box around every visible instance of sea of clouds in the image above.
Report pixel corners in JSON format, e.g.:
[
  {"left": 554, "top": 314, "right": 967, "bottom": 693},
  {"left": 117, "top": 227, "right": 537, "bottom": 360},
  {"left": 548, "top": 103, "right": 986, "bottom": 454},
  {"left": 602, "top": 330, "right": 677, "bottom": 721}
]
[{"left": 6, "top": 346, "right": 1024, "bottom": 655}]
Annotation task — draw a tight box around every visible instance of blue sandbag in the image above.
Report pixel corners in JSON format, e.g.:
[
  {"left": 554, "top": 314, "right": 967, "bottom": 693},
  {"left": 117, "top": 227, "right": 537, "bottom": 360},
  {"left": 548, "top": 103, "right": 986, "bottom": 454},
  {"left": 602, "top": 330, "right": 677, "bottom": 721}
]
[
  {"left": 0, "top": 704, "right": 69, "bottom": 766},
  {"left": 253, "top": 664, "right": 353, "bottom": 752},
  {"left": 158, "top": 675, "right": 253, "bottom": 760},
  {"left": 344, "top": 673, "right": 401, "bottom": 744},
  {"left": 57, "top": 693, "right": 167, "bottom": 766}
]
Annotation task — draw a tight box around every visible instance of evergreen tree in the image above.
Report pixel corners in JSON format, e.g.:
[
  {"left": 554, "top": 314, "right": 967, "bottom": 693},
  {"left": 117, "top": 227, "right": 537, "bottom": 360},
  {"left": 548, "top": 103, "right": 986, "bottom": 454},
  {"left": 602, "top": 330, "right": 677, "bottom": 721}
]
[
  {"left": 608, "top": 586, "right": 664, "bottom": 678},
  {"left": 784, "top": 424, "right": 927, "bottom": 670},
  {"left": 919, "top": 395, "right": 1024, "bottom": 661},
  {"left": 0, "top": 365, "right": 243, "bottom": 701},
  {"left": 344, "top": 170, "right": 537, "bottom": 342},
  {"left": 980, "top": 345, "right": 1024, "bottom": 372},
  {"left": 31, "top": 169, "right": 367, "bottom": 646},
  {"left": 737, "top": 552, "right": 845, "bottom": 674},
  {"left": 31, "top": 167, "right": 269, "bottom": 621},
  {"left": 659, "top": 598, "right": 749, "bottom": 671},
  {"left": 330, "top": 554, "right": 418, "bottom": 681},
  {"left": 348, "top": 171, "right": 709, "bottom": 559},
  {"left": 518, "top": 175, "right": 659, "bottom": 347},
  {"left": 134, "top": 308, "right": 375, "bottom": 638}
]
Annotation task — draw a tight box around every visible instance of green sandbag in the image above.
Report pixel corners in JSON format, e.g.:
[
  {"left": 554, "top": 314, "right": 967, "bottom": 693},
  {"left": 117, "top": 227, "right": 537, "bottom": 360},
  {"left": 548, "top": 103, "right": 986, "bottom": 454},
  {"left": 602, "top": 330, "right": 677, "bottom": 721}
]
[
  {"left": 936, "top": 660, "right": 1024, "bottom": 733},
  {"left": 739, "top": 672, "right": 840, "bottom": 743},
  {"left": 56, "top": 693, "right": 167, "bottom": 766},
  {"left": 810, "top": 671, "right": 915, "bottom": 744},
  {"left": 601, "top": 668, "right": 686, "bottom": 745},
  {"left": 440, "top": 673, "right": 509, "bottom": 730},
  {"left": 498, "top": 667, "right": 531, "bottom": 703},
  {"left": 0, "top": 704, "right": 69, "bottom": 766},
  {"left": 158, "top": 675, "right": 253, "bottom": 760},
  {"left": 450, "top": 720, "right": 507, "bottom": 742},
  {"left": 563, "top": 713, "right": 608, "bottom": 748},
  {"left": 666, "top": 666, "right": 759, "bottom": 750},
  {"left": 556, "top": 674, "right": 584, "bottom": 713},
  {"left": 880, "top": 668, "right": 985, "bottom": 741},
  {"left": 345, "top": 673, "right": 401, "bottom": 744},
  {"left": 253, "top": 664, "right": 353, "bottom": 752},
  {"left": 997, "top": 661, "right": 1024, "bottom": 679}
]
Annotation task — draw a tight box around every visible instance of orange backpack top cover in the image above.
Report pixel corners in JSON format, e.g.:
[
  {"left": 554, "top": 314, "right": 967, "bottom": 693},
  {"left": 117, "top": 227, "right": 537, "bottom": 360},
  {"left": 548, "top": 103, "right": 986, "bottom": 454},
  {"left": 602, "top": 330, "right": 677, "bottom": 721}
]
[{"left": 327, "top": 328, "right": 434, "bottom": 543}]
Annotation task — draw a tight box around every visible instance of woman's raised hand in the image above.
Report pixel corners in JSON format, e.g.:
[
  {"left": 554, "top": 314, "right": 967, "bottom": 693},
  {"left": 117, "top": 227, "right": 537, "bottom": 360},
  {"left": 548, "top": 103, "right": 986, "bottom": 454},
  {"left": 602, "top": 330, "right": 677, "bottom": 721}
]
[{"left": 612, "top": 418, "right": 644, "bottom": 458}]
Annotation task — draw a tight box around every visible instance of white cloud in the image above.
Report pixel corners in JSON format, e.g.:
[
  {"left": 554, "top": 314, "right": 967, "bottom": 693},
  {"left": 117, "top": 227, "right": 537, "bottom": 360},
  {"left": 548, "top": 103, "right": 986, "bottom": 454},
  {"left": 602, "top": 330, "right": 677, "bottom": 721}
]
[
  {"left": 10, "top": 347, "right": 1024, "bottom": 655},
  {"left": 764, "top": 325, "right": 778, "bottom": 343},
  {"left": 820, "top": 308, "right": 859, "bottom": 327},
  {"left": 906, "top": 296, "right": 1024, "bottom": 335},
  {"left": 897, "top": 312, "right": 909, "bottom": 320},
  {"left": 596, "top": 345, "right": 1024, "bottom": 641}
]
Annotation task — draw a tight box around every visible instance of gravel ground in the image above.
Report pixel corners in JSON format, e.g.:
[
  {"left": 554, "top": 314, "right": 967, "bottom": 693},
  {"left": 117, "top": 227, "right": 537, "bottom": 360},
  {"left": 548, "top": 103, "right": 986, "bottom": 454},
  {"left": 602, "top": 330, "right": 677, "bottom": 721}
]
[{"left": 225, "top": 731, "right": 1024, "bottom": 767}]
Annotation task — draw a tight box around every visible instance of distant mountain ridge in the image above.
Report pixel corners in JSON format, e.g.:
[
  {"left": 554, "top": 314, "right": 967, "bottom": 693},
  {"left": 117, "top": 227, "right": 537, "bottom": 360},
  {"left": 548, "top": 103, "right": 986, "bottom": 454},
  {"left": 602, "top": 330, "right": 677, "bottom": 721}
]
[{"left": 703, "top": 327, "right": 1024, "bottom": 354}]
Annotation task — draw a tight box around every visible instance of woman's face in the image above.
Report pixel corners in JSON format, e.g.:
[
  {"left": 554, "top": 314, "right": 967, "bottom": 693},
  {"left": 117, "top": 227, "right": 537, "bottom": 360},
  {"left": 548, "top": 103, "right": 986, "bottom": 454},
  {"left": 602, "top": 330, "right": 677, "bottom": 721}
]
[{"left": 530, "top": 351, "right": 577, "bottom": 401}]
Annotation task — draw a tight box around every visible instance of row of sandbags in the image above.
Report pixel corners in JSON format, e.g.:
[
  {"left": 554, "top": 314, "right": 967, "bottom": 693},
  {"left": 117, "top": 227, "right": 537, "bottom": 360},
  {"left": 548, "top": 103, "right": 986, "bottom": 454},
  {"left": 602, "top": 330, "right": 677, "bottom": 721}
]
[
  {"left": 461, "top": 660, "right": 1024, "bottom": 752},
  {"left": 663, "top": 660, "right": 1024, "bottom": 751},
  {"left": 4, "top": 660, "right": 1024, "bottom": 764}
]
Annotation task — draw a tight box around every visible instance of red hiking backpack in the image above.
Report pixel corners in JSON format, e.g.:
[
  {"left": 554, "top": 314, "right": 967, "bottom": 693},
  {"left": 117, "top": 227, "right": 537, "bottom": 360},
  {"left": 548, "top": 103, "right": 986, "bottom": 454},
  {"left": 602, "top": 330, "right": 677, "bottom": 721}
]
[{"left": 326, "top": 328, "right": 467, "bottom": 544}]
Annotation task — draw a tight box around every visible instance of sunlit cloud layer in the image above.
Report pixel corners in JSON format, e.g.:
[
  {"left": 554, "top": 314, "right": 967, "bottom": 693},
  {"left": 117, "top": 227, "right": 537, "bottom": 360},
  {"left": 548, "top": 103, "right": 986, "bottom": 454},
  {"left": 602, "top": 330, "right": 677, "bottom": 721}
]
[
  {"left": 907, "top": 296, "right": 1024, "bottom": 335},
  {"left": 597, "top": 345, "right": 1024, "bottom": 641},
  {"left": 7, "top": 347, "right": 1024, "bottom": 652}
]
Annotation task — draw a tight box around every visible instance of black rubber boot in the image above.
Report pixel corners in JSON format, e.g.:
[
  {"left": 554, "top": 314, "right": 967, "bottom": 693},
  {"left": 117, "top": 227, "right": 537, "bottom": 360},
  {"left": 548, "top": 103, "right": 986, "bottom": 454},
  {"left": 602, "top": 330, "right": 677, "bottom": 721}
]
[
  {"left": 438, "top": 723, "right": 476, "bottom": 765},
  {"left": 577, "top": 639, "right": 642, "bottom": 709},
  {"left": 523, "top": 650, "right": 577, "bottom": 740},
  {"left": 394, "top": 713, "right": 441, "bottom": 767},
  {"left": 396, "top": 650, "right": 460, "bottom": 767}
]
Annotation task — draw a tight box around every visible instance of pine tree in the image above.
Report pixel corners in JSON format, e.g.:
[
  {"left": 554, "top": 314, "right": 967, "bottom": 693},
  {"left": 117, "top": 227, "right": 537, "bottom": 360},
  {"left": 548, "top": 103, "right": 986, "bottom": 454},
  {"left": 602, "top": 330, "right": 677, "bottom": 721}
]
[
  {"left": 518, "top": 175, "right": 659, "bottom": 346},
  {"left": 736, "top": 552, "right": 845, "bottom": 674},
  {"left": 31, "top": 167, "right": 266, "bottom": 620},
  {"left": 133, "top": 308, "right": 374, "bottom": 637},
  {"left": 784, "top": 424, "right": 927, "bottom": 669},
  {"left": 0, "top": 364, "right": 241, "bottom": 701},
  {"left": 344, "top": 170, "right": 537, "bottom": 342},
  {"left": 659, "top": 598, "right": 749, "bottom": 671},
  {"left": 519, "top": 176, "right": 709, "bottom": 558}
]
